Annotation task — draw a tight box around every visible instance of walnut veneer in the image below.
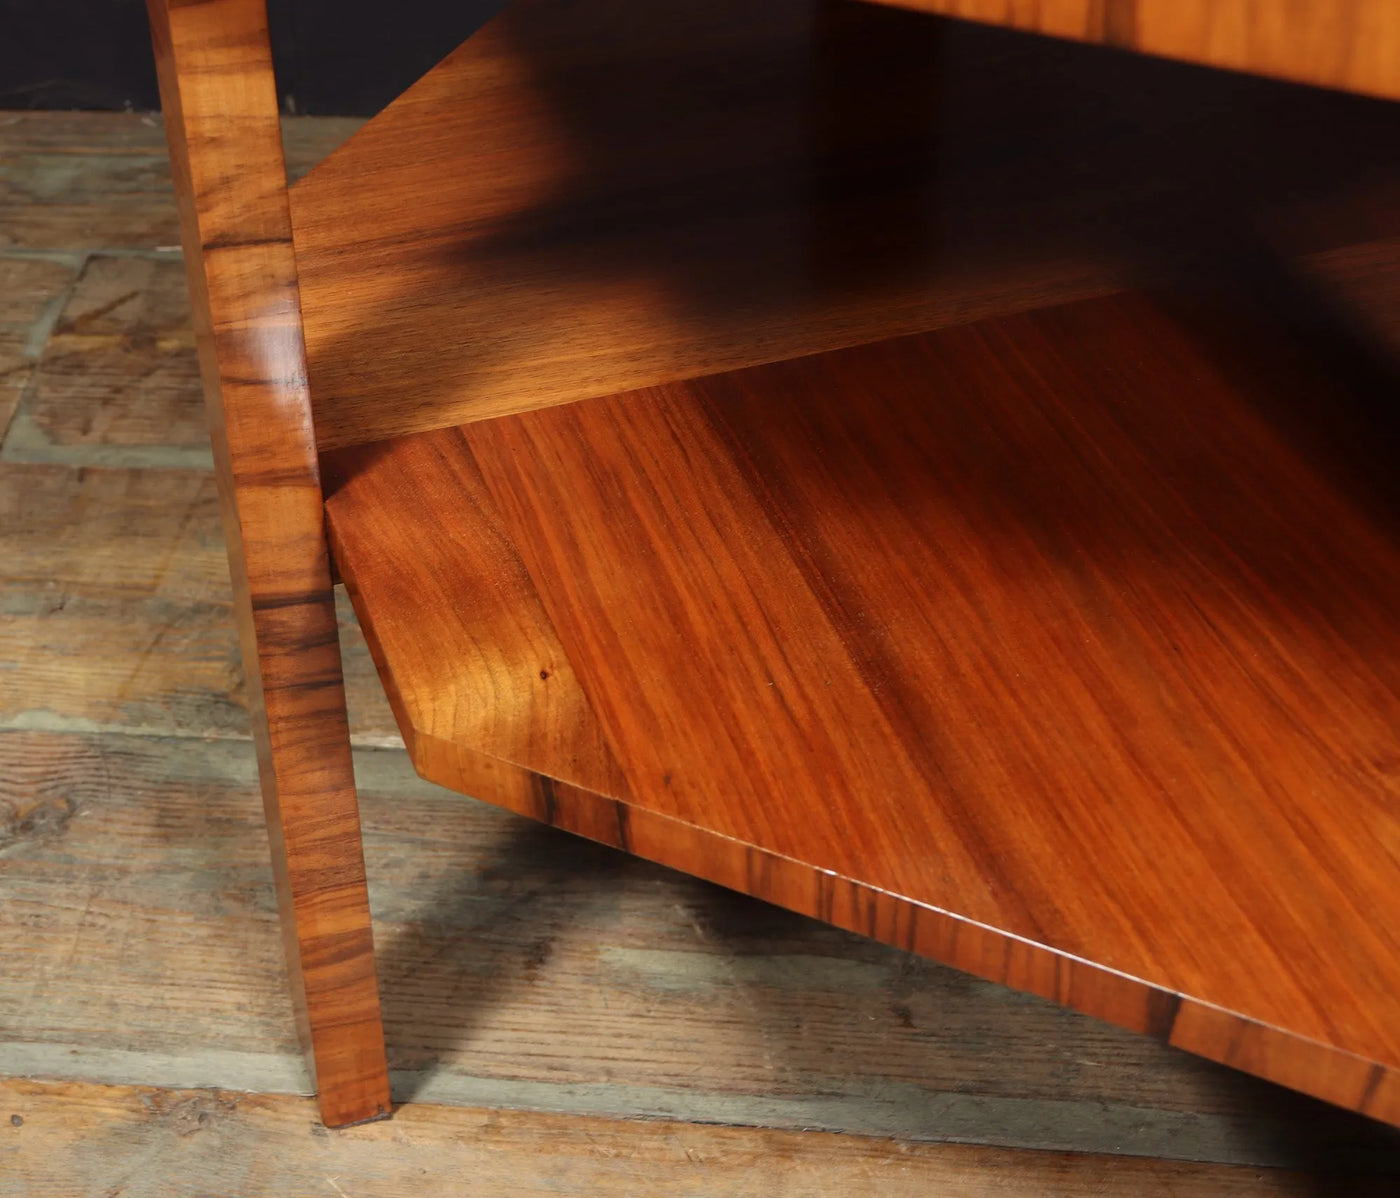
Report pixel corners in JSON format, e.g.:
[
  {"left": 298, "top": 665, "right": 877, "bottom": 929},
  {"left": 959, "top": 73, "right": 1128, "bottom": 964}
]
[{"left": 146, "top": 0, "right": 1400, "bottom": 1129}]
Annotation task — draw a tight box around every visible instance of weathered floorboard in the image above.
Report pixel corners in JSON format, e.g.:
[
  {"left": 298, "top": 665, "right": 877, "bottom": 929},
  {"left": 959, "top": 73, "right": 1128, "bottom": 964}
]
[
  {"left": 4, "top": 730, "right": 1399, "bottom": 1170},
  {"left": 0, "top": 461, "right": 399, "bottom": 743},
  {"left": 7, "top": 1077, "right": 1368, "bottom": 1198},
  {"left": 0, "top": 464, "right": 240, "bottom": 738},
  {"left": 25, "top": 255, "right": 206, "bottom": 451},
  {"left": 0, "top": 257, "right": 78, "bottom": 447},
  {"left": 0, "top": 111, "right": 360, "bottom": 251}
]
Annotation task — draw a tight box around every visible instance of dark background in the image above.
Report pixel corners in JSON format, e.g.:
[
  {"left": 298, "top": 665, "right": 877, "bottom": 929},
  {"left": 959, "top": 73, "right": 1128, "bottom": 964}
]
[{"left": 1, "top": 0, "right": 503, "bottom": 114}]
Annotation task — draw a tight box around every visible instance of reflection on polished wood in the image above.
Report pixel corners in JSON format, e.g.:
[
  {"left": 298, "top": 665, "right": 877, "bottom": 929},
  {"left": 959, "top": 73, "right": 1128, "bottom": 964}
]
[
  {"left": 144, "top": 0, "right": 1400, "bottom": 1135},
  {"left": 146, "top": 0, "right": 390, "bottom": 1127},
  {"left": 881, "top": 0, "right": 1400, "bottom": 101},
  {"left": 290, "top": 0, "right": 1400, "bottom": 453},
  {"left": 325, "top": 291, "right": 1400, "bottom": 1127}
]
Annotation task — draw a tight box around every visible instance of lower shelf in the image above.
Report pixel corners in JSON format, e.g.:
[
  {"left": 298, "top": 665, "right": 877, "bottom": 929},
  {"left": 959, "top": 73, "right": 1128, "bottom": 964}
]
[{"left": 324, "top": 290, "right": 1400, "bottom": 1125}]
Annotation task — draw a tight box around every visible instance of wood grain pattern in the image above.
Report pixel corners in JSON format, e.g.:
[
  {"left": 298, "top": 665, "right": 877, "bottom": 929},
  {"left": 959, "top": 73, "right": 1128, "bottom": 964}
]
[
  {"left": 0, "top": 464, "right": 242, "bottom": 738},
  {"left": 879, "top": 0, "right": 1400, "bottom": 100},
  {"left": 20, "top": 111, "right": 1399, "bottom": 1163},
  {"left": 325, "top": 290, "right": 1400, "bottom": 1127},
  {"left": 12, "top": 1077, "right": 1370, "bottom": 1198},
  {"left": 27, "top": 256, "right": 206, "bottom": 450},
  {"left": 290, "top": 0, "right": 1027, "bottom": 450},
  {"left": 289, "top": 0, "right": 1400, "bottom": 453},
  {"left": 0, "top": 462, "right": 399, "bottom": 744},
  {"left": 0, "top": 113, "right": 182, "bottom": 252},
  {"left": 0, "top": 111, "right": 359, "bottom": 253},
  {"left": 146, "top": 0, "right": 388, "bottom": 1126},
  {"left": 0, "top": 257, "right": 76, "bottom": 447},
  {"left": 9, "top": 730, "right": 1400, "bottom": 1167}
]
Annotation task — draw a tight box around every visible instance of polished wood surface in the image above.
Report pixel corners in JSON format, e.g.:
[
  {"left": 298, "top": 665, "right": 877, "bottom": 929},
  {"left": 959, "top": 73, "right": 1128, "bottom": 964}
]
[
  {"left": 289, "top": 0, "right": 1024, "bottom": 450},
  {"left": 882, "top": 0, "right": 1400, "bottom": 101},
  {"left": 290, "top": 0, "right": 1400, "bottom": 453},
  {"left": 14, "top": 142, "right": 1400, "bottom": 1162},
  {"left": 19, "top": 105, "right": 1400, "bottom": 1148},
  {"left": 325, "top": 291, "right": 1400, "bottom": 1126},
  {"left": 142, "top": 0, "right": 1400, "bottom": 1136},
  {"left": 146, "top": 0, "right": 389, "bottom": 1127}
]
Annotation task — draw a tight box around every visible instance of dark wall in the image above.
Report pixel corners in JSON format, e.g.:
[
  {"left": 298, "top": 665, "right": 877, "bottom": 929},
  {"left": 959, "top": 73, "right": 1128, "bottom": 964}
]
[{"left": 0, "top": 0, "right": 504, "bottom": 115}]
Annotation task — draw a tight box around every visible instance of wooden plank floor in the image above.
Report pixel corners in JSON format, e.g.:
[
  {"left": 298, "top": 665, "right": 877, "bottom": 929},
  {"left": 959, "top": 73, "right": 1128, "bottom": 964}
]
[
  {"left": 4, "top": 109, "right": 1400, "bottom": 1193},
  {"left": 8, "top": 1080, "right": 1370, "bottom": 1198}
]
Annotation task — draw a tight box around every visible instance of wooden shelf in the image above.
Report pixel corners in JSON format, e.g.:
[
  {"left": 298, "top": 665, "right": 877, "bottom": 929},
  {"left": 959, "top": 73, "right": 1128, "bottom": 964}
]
[
  {"left": 288, "top": 0, "right": 1400, "bottom": 453},
  {"left": 289, "top": 0, "right": 1400, "bottom": 1128},
  {"left": 151, "top": 0, "right": 1400, "bottom": 1135},
  {"left": 324, "top": 289, "right": 1400, "bottom": 1126}
]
